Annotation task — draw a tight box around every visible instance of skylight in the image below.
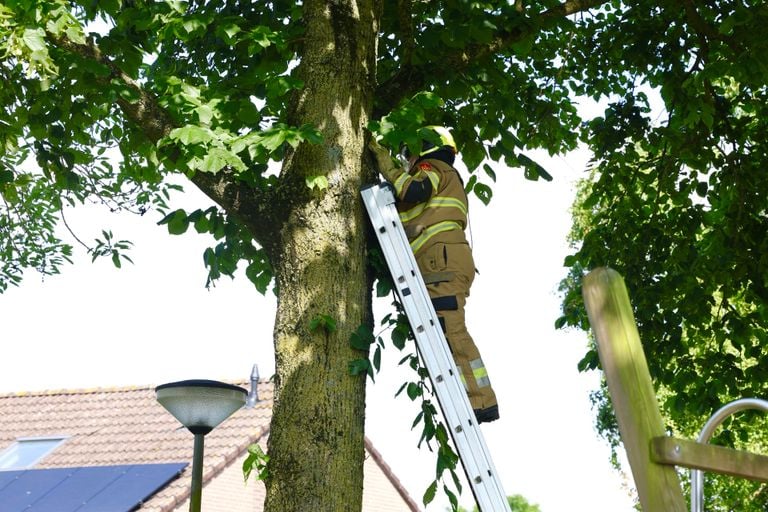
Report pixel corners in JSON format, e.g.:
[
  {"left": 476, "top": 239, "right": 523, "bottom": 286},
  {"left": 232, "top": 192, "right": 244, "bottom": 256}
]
[{"left": 0, "top": 437, "right": 66, "bottom": 470}]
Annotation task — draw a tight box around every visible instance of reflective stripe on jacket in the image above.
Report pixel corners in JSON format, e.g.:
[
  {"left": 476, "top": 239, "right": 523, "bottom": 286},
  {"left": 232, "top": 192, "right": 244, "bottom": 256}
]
[{"left": 386, "top": 158, "right": 469, "bottom": 254}]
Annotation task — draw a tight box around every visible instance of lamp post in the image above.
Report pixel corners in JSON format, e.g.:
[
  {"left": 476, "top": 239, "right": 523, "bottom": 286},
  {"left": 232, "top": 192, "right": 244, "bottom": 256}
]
[{"left": 156, "top": 379, "right": 247, "bottom": 512}]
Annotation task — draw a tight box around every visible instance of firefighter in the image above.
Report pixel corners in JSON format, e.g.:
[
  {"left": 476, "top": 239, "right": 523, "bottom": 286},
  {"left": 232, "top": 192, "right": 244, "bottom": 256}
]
[{"left": 368, "top": 126, "right": 499, "bottom": 424}]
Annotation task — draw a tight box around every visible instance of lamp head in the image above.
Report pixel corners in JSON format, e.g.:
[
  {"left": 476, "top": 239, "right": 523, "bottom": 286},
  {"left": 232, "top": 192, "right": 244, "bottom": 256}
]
[{"left": 156, "top": 379, "right": 247, "bottom": 435}]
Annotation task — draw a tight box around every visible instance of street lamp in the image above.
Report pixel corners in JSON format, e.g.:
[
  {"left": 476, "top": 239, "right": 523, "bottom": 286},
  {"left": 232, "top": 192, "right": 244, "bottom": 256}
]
[{"left": 156, "top": 379, "right": 247, "bottom": 512}]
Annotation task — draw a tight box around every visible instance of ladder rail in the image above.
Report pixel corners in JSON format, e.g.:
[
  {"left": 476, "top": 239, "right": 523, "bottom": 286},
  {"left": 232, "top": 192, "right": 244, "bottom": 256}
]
[{"left": 362, "top": 184, "right": 511, "bottom": 512}]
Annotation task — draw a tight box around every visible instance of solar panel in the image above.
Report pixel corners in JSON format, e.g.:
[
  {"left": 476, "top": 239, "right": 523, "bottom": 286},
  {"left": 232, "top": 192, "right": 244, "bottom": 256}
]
[
  {"left": 0, "top": 467, "right": 72, "bottom": 510},
  {"left": 0, "top": 463, "right": 187, "bottom": 512},
  {"left": 0, "top": 469, "right": 23, "bottom": 491},
  {"left": 79, "top": 464, "right": 188, "bottom": 512},
  {"left": 30, "top": 466, "right": 126, "bottom": 510}
]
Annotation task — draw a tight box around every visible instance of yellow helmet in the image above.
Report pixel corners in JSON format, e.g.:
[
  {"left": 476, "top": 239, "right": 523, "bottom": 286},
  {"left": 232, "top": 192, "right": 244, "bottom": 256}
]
[{"left": 400, "top": 126, "right": 457, "bottom": 159}]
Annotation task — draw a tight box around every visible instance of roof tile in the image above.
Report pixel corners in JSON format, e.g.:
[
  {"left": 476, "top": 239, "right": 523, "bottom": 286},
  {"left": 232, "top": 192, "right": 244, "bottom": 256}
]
[
  {"left": 0, "top": 381, "right": 419, "bottom": 511},
  {"left": 0, "top": 381, "right": 272, "bottom": 510}
]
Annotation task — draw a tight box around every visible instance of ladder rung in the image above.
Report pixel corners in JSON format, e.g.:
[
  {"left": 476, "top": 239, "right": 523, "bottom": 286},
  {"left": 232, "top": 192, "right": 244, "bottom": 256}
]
[{"left": 361, "top": 184, "right": 511, "bottom": 512}]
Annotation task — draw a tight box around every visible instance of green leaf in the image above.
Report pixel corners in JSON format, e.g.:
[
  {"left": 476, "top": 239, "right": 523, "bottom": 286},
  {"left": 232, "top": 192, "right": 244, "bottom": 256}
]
[
  {"left": 260, "top": 130, "right": 288, "bottom": 151},
  {"left": 158, "top": 209, "right": 190, "bottom": 235},
  {"left": 309, "top": 314, "right": 336, "bottom": 333},
  {"left": 375, "top": 278, "right": 392, "bottom": 297},
  {"left": 518, "top": 153, "right": 553, "bottom": 181},
  {"left": 461, "top": 140, "right": 486, "bottom": 171},
  {"left": 196, "top": 104, "right": 214, "bottom": 125},
  {"left": 201, "top": 147, "right": 246, "bottom": 174},
  {"left": 237, "top": 101, "right": 260, "bottom": 124},
  {"left": 250, "top": 25, "right": 277, "bottom": 49},
  {"left": 298, "top": 124, "right": 323, "bottom": 145},
  {"left": 464, "top": 174, "right": 478, "bottom": 195},
  {"left": 482, "top": 163, "right": 497, "bottom": 182},
  {"left": 22, "top": 28, "right": 47, "bottom": 52},
  {"left": 473, "top": 182, "right": 492, "bottom": 205},
  {"left": 348, "top": 358, "right": 371, "bottom": 376},
  {"left": 182, "top": 17, "right": 208, "bottom": 35},
  {"left": 217, "top": 22, "right": 242, "bottom": 44},
  {"left": 192, "top": 211, "right": 211, "bottom": 233},
  {"left": 413, "top": 91, "right": 444, "bottom": 110},
  {"left": 443, "top": 484, "right": 458, "bottom": 510},
  {"left": 305, "top": 175, "right": 328, "bottom": 191},
  {"left": 372, "top": 346, "right": 381, "bottom": 372},
  {"left": 391, "top": 323, "right": 408, "bottom": 350},
  {"left": 406, "top": 382, "right": 422, "bottom": 400},
  {"left": 243, "top": 443, "right": 269, "bottom": 482},
  {"left": 582, "top": 192, "right": 599, "bottom": 209},
  {"left": 65, "top": 25, "right": 86, "bottom": 45},
  {"left": 169, "top": 125, "right": 213, "bottom": 145},
  {"left": 410, "top": 409, "right": 424, "bottom": 428},
  {"left": 577, "top": 349, "right": 599, "bottom": 372},
  {"left": 422, "top": 480, "right": 437, "bottom": 506},
  {"left": 245, "top": 262, "right": 272, "bottom": 295},
  {"left": 350, "top": 324, "right": 375, "bottom": 350}
]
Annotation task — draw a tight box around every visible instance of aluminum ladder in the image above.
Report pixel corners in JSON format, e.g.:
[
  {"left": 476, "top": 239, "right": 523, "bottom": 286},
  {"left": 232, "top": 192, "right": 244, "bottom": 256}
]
[{"left": 361, "top": 183, "right": 511, "bottom": 512}]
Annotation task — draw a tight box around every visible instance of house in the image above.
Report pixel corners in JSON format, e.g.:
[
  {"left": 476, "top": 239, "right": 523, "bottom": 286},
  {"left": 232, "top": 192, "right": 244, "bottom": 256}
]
[{"left": 0, "top": 380, "right": 421, "bottom": 512}]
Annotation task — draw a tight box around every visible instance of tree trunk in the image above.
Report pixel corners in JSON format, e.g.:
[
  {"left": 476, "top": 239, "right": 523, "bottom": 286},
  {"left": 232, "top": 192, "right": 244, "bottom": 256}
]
[{"left": 264, "top": 1, "right": 378, "bottom": 510}]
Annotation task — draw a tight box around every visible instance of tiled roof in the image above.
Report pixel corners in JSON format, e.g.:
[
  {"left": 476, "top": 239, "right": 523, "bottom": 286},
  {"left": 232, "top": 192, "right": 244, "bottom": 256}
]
[{"left": 0, "top": 382, "right": 420, "bottom": 512}]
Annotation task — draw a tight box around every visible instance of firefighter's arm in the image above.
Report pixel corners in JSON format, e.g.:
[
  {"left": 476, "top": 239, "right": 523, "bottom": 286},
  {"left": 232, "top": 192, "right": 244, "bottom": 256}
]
[
  {"left": 368, "top": 139, "right": 403, "bottom": 183},
  {"left": 368, "top": 139, "right": 439, "bottom": 202},
  {"left": 398, "top": 163, "right": 438, "bottom": 203}
]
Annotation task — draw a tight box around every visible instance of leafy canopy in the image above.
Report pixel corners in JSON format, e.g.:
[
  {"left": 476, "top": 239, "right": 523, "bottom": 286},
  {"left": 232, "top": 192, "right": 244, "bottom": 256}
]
[
  {"left": 556, "top": 1, "right": 768, "bottom": 509},
  {"left": 0, "top": 0, "right": 309, "bottom": 290},
  {"left": 1, "top": 0, "right": 591, "bottom": 292}
]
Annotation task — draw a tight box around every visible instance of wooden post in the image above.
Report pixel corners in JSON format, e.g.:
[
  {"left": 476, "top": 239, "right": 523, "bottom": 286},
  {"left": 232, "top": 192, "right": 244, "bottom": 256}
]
[{"left": 582, "top": 267, "right": 687, "bottom": 512}]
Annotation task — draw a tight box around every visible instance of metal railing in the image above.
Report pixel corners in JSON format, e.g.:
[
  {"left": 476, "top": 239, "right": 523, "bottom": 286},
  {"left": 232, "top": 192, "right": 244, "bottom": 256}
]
[{"left": 691, "top": 398, "right": 768, "bottom": 512}]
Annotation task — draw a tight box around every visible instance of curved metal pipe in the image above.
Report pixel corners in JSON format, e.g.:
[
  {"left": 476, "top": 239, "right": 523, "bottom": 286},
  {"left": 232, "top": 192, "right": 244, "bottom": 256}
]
[{"left": 691, "top": 398, "right": 768, "bottom": 512}]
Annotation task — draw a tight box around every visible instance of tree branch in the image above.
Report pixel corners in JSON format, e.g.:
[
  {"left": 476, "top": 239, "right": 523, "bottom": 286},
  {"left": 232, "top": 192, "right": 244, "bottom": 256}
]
[
  {"left": 374, "top": 0, "right": 609, "bottom": 115},
  {"left": 681, "top": 0, "right": 742, "bottom": 56},
  {"left": 396, "top": 0, "right": 415, "bottom": 66},
  {"left": 50, "top": 35, "right": 175, "bottom": 143},
  {"left": 48, "top": 34, "right": 282, "bottom": 254}
]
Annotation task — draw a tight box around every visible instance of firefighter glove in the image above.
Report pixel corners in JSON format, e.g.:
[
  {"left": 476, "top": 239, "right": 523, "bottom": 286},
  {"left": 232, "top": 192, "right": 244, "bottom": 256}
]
[{"left": 368, "top": 139, "right": 401, "bottom": 183}]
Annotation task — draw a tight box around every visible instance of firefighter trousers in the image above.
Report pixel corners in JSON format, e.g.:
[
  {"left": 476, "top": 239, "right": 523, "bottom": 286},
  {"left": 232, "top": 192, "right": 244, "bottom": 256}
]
[{"left": 415, "top": 240, "right": 498, "bottom": 412}]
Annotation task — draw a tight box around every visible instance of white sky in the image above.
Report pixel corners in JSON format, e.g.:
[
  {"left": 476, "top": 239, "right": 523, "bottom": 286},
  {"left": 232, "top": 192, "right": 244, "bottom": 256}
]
[{"left": 0, "top": 147, "right": 639, "bottom": 511}]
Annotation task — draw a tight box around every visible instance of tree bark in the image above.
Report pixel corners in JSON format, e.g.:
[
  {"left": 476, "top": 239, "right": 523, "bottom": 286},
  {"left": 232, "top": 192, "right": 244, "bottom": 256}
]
[{"left": 264, "top": 1, "right": 379, "bottom": 510}]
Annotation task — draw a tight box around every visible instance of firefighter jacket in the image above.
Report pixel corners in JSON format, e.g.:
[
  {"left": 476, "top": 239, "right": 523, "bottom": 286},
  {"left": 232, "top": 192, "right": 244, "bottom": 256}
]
[{"left": 387, "top": 158, "right": 469, "bottom": 254}]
